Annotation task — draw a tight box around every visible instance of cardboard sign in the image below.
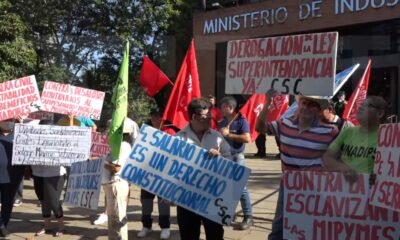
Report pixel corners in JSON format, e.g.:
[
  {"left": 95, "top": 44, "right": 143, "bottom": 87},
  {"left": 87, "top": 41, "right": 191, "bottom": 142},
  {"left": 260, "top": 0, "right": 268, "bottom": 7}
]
[
  {"left": 120, "top": 124, "right": 251, "bottom": 225},
  {"left": 41, "top": 81, "right": 105, "bottom": 120},
  {"left": 91, "top": 132, "right": 110, "bottom": 157},
  {"left": 283, "top": 171, "right": 400, "bottom": 240},
  {"left": 12, "top": 124, "right": 91, "bottom": 166},
  {"left": 28, "top": 111, "right": 54, "bottom": 121},
  {"left": 225, "top": 32, "right": 338, "bottom": 96},
  {"left": 64, "top": 158, "right": 105, "bottom": 209},
  {"left": 370, "top": 123, "right": 400, "bottom": 212},
  {"left": 0, "top": 75, "right": 41, "bottom": 121}
]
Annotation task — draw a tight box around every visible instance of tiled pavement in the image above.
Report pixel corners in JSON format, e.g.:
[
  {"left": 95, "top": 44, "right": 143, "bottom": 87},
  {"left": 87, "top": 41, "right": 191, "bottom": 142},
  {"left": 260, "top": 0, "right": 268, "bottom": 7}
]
[{"left": 5, "top": 137, "right": 282, "bottom": 240}]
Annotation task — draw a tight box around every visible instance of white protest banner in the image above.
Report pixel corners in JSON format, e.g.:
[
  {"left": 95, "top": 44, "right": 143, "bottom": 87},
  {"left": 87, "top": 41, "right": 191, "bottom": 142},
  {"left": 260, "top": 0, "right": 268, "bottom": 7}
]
[
  {"left": 0, "top": 75, "right": 41, "bottom": 121},
  {"left": 12, "top": 124, "right": 91, "bottom": 166},
  {"left": 41, "top": 81, "right": 105, "bottom": 120},
  {"left": 64, "top": 157, "right": 105, "bottom": 209},
  {"left": 120, "top": 124, "right": 251, "bottom": 225},
  {"left": 226, "top": 32, "right": 338, "bottom": 96},
  {"left": 283, "top": 170, "right": 400, "bottom": 240},
  {"left": 91, "top": 132, "right": 110, "bottom": 157},
  {"left": 370, "top": 123, "right": 400, "bottom": 212}
]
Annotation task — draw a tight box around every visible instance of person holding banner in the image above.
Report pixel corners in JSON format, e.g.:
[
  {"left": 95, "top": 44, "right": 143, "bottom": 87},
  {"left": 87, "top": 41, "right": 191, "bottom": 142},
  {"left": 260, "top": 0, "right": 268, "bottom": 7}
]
[
  {"left": 255, "top": 89, "right": 339, "bottom": 240},
  {"left": 32, "top": 119, "right": 67, "bottom": 237},
  {"left": 218, "top": 96, "right": 253, "bottom": 230},
  {"left": 323, "top": 96, "right": 387, "bottom": 181},
  {"left": 103, "top": 118, "right": 138, "bottom": 240},
  {"left": 138, "top": 109, "right": 174, "bottom": 239},
  {"left": 175, "top": 98, "right": 231, "bottom": 240}
]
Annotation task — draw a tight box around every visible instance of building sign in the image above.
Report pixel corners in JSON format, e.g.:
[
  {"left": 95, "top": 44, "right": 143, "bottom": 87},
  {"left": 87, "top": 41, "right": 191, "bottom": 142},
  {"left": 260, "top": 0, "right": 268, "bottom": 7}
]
[
  {"left": 202, "top": 0, "right": 399, "bottom": 35},
  {"left": 225, "top": 32, "right": 338, "bottom": 95}
]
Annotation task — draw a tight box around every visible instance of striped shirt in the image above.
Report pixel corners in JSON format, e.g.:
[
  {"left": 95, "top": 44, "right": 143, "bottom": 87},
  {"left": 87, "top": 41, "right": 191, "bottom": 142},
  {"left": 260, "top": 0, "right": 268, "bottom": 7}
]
[{"left": 267, "top": 117, "right": 338, "bottom": 171}]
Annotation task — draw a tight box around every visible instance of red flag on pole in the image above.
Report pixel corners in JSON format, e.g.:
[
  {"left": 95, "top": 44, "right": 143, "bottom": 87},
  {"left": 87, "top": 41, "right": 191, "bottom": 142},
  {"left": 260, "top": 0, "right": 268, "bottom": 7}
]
[
  {"left": 240, "top": 94, "right": 266, "bottom": 141},
  {"left": 138, "top": 56, "right": 173, "bottom": 96},
  {"left": 240, "top": 94, "right": 289, "bottom": 141},
  {"left": 342, "top": 59, "right": 372, "bottom": 125},
  {"left": 267, "top": 95, "right": 289, "bottom": 123},
  {"left": 162, "top": 39, "right": 201, "bottom": 129}
]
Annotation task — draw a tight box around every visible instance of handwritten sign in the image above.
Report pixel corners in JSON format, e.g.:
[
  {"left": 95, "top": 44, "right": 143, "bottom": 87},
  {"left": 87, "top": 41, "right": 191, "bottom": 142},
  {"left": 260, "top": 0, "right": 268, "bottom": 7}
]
[
  {"left": 41, "top": 81, "right": 105, "bottom": 120},
  {"left": 0, "top": 75, "right": 41, "bottom": 121},
  {"left": 225, "top": 32, "right": 338, "bottom": 96},
  {"left": 12, "top": 124, "right": 92, "bottom": 166},
  {"left": 370, "top": 123, "right": 400, "bottom": 212},
  {"left": 283, "top": 171, "right": 400, "bottom": 240},
  {"left": 91, "top": 132, "right": 110, "bottom": 157},
  {"left": 64, "top": 158, "right": 105, "bottom": 209},
  {"left": 28, "top": 111, "right": 54, "bottom": 121},
  {"left": 120, "top": 124, "right": 251, "bottom": 225}
]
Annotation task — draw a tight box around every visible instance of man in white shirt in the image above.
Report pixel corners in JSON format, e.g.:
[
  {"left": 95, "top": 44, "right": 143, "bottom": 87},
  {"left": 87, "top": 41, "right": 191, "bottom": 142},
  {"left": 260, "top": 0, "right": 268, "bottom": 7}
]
[
  {"left": 103, "top": 117, "right": 139, "bottom": 240},
  {"left": 175, "top": 98, "right": 231, "bottom": 240}
]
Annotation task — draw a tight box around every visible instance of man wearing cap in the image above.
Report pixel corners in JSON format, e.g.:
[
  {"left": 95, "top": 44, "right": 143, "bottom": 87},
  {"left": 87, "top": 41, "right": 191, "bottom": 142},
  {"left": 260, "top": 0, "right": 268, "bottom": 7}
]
[{"left": 256, "top": 89, "right": 339, "bottom": 240}]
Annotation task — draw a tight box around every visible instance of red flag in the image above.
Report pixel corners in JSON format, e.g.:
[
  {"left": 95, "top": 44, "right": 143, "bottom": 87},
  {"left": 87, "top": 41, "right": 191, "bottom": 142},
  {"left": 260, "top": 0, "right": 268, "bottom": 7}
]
[
  {"left": 138, "top": 55, "right": 172, "bottom": 96},
  {"left": 162, "top": 39, "right": 201, "bottom": 129},
  {"left": 240, "top": 94, "right": 289, "bottom": 141},
  {"left": 342, "top": 59, "right": 371, "bottom": 125},
  {"left": 240, "top": 94, "right": 266, "bottom": 141},
  {"left": 267, "top": 95, "right": 289, "bottom": 123}
]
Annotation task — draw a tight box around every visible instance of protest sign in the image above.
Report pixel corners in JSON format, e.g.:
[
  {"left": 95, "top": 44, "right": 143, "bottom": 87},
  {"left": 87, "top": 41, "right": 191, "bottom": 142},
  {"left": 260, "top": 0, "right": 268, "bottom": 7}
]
[
  {"left": 120, "top": 124, "right": 251, "bottom": 225},
  {"left": 12, "top": 124, "right": 91, "bottom": 166},
  {"left": 64, "top": 157, "right": 105, "bottom": 209},
  {"left": 370, "top": 123, "right": 400, "bottom": 212},
  {"left": 0, "top": 75, "right": 41, "bottom": 121},
  {"left": 91, "top": 132, "right": 110, "bottom": 157},
  {"left": 225, "top": 32, "right": 338, "bottom": 96},
  {"left": 283, "top": 170, "right": 400, "bottom": 240},
  {"left": 28, "top": 111, "right": 54, "bottom": 121},
  {"left": 41, "top": 81, "right": 105, "bottom": 120}
]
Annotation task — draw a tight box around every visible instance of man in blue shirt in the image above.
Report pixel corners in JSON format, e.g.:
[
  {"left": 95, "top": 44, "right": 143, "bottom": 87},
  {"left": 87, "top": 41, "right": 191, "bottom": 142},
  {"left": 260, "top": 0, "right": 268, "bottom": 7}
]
[{"left": 218, "top": 96, "right": 253, "bottom": 230}]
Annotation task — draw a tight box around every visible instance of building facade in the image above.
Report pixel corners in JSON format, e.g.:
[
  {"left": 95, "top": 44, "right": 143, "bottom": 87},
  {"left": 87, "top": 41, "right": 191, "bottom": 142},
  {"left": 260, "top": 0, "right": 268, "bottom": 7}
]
[{"left": 193, "top": 0, "right": 400, "bottom": 114}]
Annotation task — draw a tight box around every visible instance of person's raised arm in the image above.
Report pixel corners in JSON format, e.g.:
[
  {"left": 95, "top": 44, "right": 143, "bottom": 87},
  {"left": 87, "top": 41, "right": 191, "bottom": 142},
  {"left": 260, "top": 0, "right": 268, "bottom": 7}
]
[{"left": 255, "top": 88, "right": 277, "bottom": 134}]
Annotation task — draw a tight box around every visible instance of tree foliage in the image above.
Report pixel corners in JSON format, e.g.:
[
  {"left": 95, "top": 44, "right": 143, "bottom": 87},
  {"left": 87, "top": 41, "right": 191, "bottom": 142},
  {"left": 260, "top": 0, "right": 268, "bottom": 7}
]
[{"left": 0, "top": 0, "right": 36, "bottom": 82}]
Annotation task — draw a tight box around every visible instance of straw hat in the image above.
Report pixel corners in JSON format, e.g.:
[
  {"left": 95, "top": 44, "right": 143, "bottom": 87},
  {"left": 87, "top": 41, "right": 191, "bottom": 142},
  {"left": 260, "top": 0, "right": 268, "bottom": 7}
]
[{"left": 295, "top": 95, "right": 330, "bottom": 110}]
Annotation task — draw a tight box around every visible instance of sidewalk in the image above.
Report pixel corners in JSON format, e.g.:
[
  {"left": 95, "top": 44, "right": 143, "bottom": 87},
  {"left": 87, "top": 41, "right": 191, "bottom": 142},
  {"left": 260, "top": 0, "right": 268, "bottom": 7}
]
[{"left": 5, "top": 137, "right": 281, "bottom": 240}]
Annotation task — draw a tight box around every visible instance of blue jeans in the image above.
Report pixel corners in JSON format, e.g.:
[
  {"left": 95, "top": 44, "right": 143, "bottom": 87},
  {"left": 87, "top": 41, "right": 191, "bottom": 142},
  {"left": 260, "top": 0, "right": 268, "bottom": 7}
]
[
  {"left": 232, "top": 153, "right": 252, "bottom": 216},
  {"left": 268, "top": 181, "right": 283, "bottom": 240}
]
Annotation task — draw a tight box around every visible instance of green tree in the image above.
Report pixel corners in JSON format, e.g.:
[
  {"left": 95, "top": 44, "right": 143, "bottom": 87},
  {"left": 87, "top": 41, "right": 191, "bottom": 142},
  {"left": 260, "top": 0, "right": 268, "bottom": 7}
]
[{"left": 0, "top": 0, "right": 36, "bottom": 81}]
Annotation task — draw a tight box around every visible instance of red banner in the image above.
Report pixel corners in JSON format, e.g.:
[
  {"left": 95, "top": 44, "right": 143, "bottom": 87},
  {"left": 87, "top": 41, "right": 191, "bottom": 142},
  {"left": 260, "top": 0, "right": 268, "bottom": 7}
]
[
  {"left": 162, "top": 39, "right": 201, "bottom": 129},
  {"left": 139, "top": 56, "right": 172, "bottom": 96},
  {"left": 91, "top": 132, "right": 110, "bottom": 157},
  {"left": 240, "top": 94, "right": 288, "bottom": 141},
  {"left": 342, "top": 59, "right": 371, "bottom": 125}
]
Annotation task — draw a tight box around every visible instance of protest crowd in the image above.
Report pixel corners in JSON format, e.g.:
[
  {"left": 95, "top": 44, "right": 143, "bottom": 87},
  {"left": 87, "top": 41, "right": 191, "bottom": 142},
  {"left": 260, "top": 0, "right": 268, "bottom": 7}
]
[{"left": 0, "top": 32, "right": 399, "bottom": 240}]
